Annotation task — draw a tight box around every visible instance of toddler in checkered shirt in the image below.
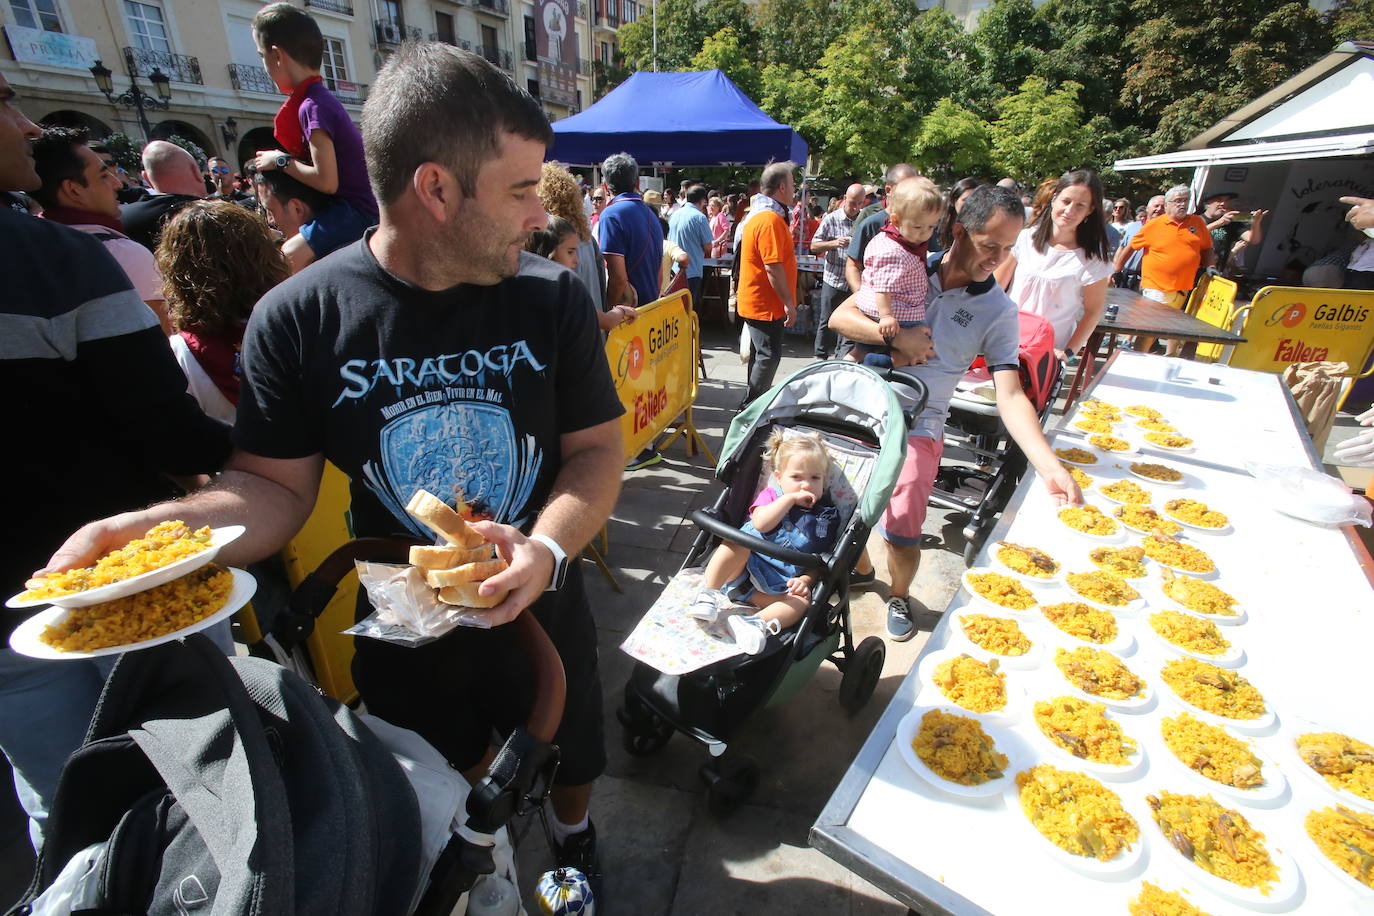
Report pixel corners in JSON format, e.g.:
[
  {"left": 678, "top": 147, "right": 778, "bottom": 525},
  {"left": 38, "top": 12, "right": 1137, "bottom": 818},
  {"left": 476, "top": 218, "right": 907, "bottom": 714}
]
[{"left": 850, "top": 177, "right": 944, "bottom": 368}]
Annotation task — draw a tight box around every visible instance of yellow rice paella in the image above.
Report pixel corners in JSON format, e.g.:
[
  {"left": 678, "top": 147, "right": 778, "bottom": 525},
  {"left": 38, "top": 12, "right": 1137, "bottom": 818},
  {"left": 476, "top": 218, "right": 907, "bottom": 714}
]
[
  {"left": 1305, "top": 806, "right": 1374, "bottom": 888},
  {"left": 1160, "top": 573, "right": 1237, "bottom": 616},
  {"left": 1090, "top": 434, "right": 1133, "bottom": 453},
  {"left": 1114, "top": 505, "right": 1182, "bottom": 536},
  {"left": 1066, "top": 571, "right": 1140, "bottom": 607},
  {"left": 20, "top": 520, "right": 213, "bottom": 601},
  {"left": 1059, "top": 505, "right": 1119, "bottom": 536},
  {"left": 1160, "top": 659, "right": 1266, "bottom": 720},
  {"left": 1296, "top": 732, "right": 1374, "bottom": 802},
  {"left": 1061, "top": 462, "right": 1093, "bottom": 490},
  {"left": 1160, "top": 713, "right": 1265, "bottom": 789},
  {"left": 1056, "top": 447, "right": 1097, "bottom": 465},
  {"left": 1033, "top": 696, "right": 1137, "bottom": 765},
  {"left": 912, "top": 708, "right": 1009, "bottom": 786},
  {"left": 1014, "top": 764, "right": 1138, "bottom": 860},
  {"left": 1146, "top": 791, "right": 1279, "bottom": 892},
  {"left": 39, "top": 564, "right": 234, "bottom": 653},
  {"left": 1145, "top": 432, "right": 1194, "bottom": 449},
  {"left": 958, "top": 614, "right": 1033, "bottom": 656},
  {"left": 1128, "top": 882, "right": 1213, "bottom": 916},
  {"left": 1142, "top": 534, "right": 1214, "bottom": 574},
  {"left": 1089, "top": 546, "right": 1148, "bottom": 579},
  {"left": 1164, "top": 499, "right": 1229, "bottom": 529},
  {"left": 1129, "top": 461, "right": 1183, "bottom": 483},
  {"left": 994, "top": 541, "right": 1060, "bottom": 579},
  {"left": 1041, "top": 602, "right": 1118, "bottom": 644},
  {"left": 931, "top": 654, "right": 1007, "bottom": 713},
  {"left": 1149, "top": 610, "right": 1231, "bottom": 656},
  {"left": 1099, "top": 479, "right": 1152, "bottom": 504},
  {"left": 1055, "top": 647, "right": 1145, "bottom": 700},
  {"left": 965, "top": 571, "right": 1036, "bottom": 610},
  {"left": 1125, "top": 405, "right": 1163, "bottom": 418}
]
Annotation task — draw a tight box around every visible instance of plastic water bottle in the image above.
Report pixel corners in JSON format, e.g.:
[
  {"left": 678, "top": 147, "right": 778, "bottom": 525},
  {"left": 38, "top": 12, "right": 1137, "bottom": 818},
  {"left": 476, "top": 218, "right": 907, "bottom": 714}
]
[
  {"left": 466, "top": 873, "right": 519, "bottom": 916},
  {"left": 535, "top": 867, "right": 596, "bottom": 915}
]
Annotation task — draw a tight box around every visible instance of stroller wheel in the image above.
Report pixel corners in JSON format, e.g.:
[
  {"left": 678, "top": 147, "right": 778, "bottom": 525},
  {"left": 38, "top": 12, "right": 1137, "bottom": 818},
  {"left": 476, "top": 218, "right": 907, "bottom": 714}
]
[
  {"left": 616, "top": 689, "right": 674, "bottom": 757},
  {"left": 838, "top": 636, "right": 886, "bottom": 715},
  {"left": 700, "top": 756, "right": 760, "bottom": 817}
]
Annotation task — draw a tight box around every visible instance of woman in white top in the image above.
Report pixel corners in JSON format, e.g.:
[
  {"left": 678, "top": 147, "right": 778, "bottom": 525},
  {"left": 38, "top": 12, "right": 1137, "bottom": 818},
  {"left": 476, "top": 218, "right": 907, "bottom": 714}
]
[{"left": 995, "top": 169, "right": 1114, "bottom": 360}]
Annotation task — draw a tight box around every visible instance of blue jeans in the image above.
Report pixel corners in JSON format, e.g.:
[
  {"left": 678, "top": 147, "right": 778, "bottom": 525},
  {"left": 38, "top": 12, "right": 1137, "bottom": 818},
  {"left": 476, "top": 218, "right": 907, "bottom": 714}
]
[
  {"left": 813, "top": 281, "right": 850, "bottom": 358},
  {"left": 0, "top": 622, "right": 232, "bottom": 849}
]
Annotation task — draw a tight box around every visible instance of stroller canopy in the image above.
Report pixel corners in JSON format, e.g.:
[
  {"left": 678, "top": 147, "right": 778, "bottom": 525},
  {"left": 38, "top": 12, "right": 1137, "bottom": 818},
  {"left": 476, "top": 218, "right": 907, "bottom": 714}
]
[{"left": 720, "top": 362, "right": 908, "bottom": 529}]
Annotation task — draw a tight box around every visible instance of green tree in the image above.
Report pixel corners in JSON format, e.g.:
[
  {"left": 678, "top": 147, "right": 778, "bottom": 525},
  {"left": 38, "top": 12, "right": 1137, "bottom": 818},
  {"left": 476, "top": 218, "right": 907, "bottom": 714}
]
[
  {"left": 102, "top": 132, "right": 142, "bottom": 172},
  {"left": 911, "top": 98, "right": 992, "bottom": 181},
  {"left": 1328, "top": 0, "right": 1374, "bottom": 43},
  {"left": 691, "top": 26, "right": 761, "bottom": 99},
  {"left": 167, "top": 134, "right": 206, "bottom": 167},
  {"left": 970, "top": 0, "right": 1057, "bottom": 102},
  {"left": 989, "top": 76, "right": 1091, "bottom": 184},
  {"left": 1039, "top": 0, "right": 1138, "bottom": 129},
  {"left": 616, "top": 0, "right": 707, "bottom": 73},
  {"left": 1123, "top": 0, "right": 1331, "bottom": 153},
  {"left": 754, "top": 0, "right": 846, "bottom": 72}
]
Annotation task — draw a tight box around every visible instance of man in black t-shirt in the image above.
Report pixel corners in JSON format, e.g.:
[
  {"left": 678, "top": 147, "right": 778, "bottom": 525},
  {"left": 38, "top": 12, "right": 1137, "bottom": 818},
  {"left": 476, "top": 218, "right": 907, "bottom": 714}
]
[{"left": 44, "top": 44, "right": 625, "bottom": 887}]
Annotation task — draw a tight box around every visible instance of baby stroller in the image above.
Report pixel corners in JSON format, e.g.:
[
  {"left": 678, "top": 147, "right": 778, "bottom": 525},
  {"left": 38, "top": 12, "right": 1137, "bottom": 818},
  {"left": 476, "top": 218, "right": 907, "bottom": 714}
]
[
  {"left": 927, "top": 310, "right": 1064, "bottom": 566},
  {"left": 12, "top": 538, "right": 568, "bottom": 916},
  {"left": 618, "top": 361, "right": 926, "bottom": 814}
]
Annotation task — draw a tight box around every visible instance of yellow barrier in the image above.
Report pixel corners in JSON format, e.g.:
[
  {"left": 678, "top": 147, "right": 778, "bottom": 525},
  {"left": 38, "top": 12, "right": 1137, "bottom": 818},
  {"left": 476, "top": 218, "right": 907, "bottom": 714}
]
[
  {"left": 1189, "top": 274, "right": 1239, "bottom": 362},
  {"left": 279, "top": 461, "right": 360, "bottom": 704},
  {"left": 605, "top": 289, "right": 714, "bottom": 464},
  {"left": 1226, "top": 286, "right": 1374, "bottom": 384}
]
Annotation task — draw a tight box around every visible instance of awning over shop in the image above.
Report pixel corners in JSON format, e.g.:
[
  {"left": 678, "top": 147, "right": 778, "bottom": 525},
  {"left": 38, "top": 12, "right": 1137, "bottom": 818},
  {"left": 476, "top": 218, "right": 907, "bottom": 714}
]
[
  {"left": 548, "top": 69, "right": 808, "bottom": 167},
  {"left": 1115, "top": 41, "right": 1374, "bottom": 172}
]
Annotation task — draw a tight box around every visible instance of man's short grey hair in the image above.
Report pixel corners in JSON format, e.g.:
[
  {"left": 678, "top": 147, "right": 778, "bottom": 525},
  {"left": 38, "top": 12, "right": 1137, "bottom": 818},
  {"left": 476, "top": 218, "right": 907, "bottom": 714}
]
[
  {"left": 1165, "top": 184, "right": 1191, "bottom": 201},
  {"left": 602, "top": 152, "right": 638, "bottom": 194},
  {"left": 958, "top": 185, "right": 1025, "bottom": 233},
  {"left": 1148, "top": 195, "right": 1165, "bottom": 206},
  {"left": 760, "top": 160, "right": 794, "bottom": 195},
  {"left": 884, "top": 163, "right": 917, "bottom": 187}
]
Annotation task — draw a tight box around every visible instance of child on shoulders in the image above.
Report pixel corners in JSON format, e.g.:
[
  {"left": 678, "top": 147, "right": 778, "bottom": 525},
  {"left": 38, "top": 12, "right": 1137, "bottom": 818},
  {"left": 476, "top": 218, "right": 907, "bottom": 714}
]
[
  {"left": 251, "top": 2, "right": 377, "bottom": 273},
  {"left": 690, "top": 431, "right": 841, "bottom": 655}
]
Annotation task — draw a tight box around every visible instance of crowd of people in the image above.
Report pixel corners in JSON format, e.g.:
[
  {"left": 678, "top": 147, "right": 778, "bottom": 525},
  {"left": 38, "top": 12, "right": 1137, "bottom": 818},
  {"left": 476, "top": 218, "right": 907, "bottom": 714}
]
[{"left": 7, "top": 4, "right": 1374, "bottom": 904}]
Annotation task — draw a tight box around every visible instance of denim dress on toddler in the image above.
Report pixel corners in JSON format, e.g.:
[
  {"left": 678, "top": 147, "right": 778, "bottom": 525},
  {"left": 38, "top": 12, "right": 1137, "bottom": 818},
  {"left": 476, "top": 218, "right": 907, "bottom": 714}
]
[{"left": 731, "top": 486, "right": 842, "bottom": 598}]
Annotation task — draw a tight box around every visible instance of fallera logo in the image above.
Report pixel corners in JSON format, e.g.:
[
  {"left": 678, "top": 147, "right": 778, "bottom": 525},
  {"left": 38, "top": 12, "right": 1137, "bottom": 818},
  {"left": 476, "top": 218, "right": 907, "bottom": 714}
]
[{"left": 1265, "top": 301, "right": 1306, "bottom": 328}]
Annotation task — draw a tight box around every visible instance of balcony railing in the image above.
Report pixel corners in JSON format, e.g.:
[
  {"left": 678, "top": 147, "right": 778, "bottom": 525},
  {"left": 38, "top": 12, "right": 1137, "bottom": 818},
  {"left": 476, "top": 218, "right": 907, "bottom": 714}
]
[
  {"left": 479, "top": 46, "right": 512, "bottom": 70},
  {"left": 304, "top": 0, "right": 353, "bottom": 15},
  {"left": 431, "top": 34, "right": 471, "bottom": 50},
  {"left": 227, "top": 63, "right": 276, "bottom": 94},
  {"left": 124, "top": 46, "right": 202, "bottom": 84},
  {"left": 577, "top": 1, "right": 587, "bottom": 17},
  {"left": 474, "top": 0, "right": 509, "bottom": 16},
  {"left": 327, "top": 80, "right": 368, "bottom": 105},
  {"left": 373, "top": 19, "right": 421, "bottom": 45},
  {"left": 577, "top": 57, "right": 591, "bottom": 75}
]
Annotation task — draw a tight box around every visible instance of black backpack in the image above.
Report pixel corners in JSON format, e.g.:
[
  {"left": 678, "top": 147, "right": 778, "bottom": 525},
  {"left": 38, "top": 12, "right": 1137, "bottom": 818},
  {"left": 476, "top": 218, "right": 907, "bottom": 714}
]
[{"left": 9, "top": 634, "right": 422, "bottom": 915}]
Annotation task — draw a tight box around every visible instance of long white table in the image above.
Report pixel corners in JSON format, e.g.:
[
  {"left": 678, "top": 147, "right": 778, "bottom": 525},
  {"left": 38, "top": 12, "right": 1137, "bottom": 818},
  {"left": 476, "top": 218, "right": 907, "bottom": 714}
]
[{"left": 812, "top": 351, "right": 1374, "bottom": 916}]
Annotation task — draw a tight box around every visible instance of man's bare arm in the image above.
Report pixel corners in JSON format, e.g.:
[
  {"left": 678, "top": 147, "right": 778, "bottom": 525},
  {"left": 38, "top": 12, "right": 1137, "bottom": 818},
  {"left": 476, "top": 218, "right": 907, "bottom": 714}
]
[
  {"left": 845, "top": 256, "right": 863, "bottom": 292},
  {"left": 827, "top": 297, "right": 934, "bottom": 364},
  {"left": 471, "top": 417, "right": 624, "bottom": 625},
  {"left": 41, "top": 451, "right": 325, "bottom": 575},
  {"left": 992, "top": 368, "right": 1080, "bottom": 507},
  {"left": 603, "top": 252, "right": 632, "bottom": 308},
  {"left": 1112, "top": 243, "right": 1130, "bottom": 273},
  {"left": 764, "top": 261, "right": 796, "bottom": 325}
]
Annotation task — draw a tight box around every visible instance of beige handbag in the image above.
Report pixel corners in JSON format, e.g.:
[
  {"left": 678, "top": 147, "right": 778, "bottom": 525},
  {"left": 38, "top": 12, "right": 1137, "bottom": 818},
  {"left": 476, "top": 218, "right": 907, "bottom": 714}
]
[{"left": 1282, "top": 361, "right": 1349, "bottom": 452}]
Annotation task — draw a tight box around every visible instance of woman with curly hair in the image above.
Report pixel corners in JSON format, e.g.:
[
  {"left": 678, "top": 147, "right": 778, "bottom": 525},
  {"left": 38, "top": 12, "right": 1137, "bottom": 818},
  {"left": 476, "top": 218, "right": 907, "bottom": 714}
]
[
  {"left": 536, "top": 162, "right": 612, "bottom": 319},
  {"left": 156, "top": 199, "right": 290, "bottom": 422}
]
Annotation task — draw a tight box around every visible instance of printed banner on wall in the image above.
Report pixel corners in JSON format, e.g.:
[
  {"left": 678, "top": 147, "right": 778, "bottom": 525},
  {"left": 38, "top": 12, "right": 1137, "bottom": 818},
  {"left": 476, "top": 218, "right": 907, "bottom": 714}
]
[
  {"left": 537, "top": 0, "right": 578, "bottom": 107},
  {"left": 3, "top": 25, "right": 97, "bottom": 70},
  {"left": 606, "top": 291, "right": 694, "bottom": 460},
  {"left": 1231, "top": 286, "right": 1374, "bottom": 375}
]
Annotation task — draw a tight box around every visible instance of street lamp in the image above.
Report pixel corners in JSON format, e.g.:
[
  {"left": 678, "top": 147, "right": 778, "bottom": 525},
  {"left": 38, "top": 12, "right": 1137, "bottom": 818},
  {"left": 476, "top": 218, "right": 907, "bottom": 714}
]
[
  {"left": 89, "top": 51, "right": 172, "bottom": 143},
  {"left": 219, "top": 116, "right": 238, "bottom": 148}
]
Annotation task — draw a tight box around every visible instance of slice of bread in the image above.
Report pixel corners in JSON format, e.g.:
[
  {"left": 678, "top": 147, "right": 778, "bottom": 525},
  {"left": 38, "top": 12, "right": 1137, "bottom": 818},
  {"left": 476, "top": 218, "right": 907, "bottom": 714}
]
[
  {"left": 408, "top": 544, "right": 495, "bottom": 569},
  {"left": 405, "top": 489, "right": 485, "bottom": 547},
  {"left": 422, "top": 558, "right": 508, "bottom": 588},
  {"left": 436, "top": 581, "right": 507, "bottom": 609}
]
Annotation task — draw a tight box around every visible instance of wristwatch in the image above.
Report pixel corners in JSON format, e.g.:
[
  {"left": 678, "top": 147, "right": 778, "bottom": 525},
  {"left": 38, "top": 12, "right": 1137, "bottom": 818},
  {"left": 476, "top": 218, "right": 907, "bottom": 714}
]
[
  {"left": 529, "top": 533, "right": 569, "bottom": 591},
  {"left": 275, "top": 154, "right": 291, "bottom": 170}
]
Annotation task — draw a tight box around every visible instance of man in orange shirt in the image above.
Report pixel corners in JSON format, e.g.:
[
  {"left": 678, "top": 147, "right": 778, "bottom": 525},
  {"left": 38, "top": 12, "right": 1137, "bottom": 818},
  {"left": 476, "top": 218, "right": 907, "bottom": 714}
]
[
  {"left": 1128, "top": 184, "right": 1214, "bottom": 355},
  {"left": 737, "top": 160, "right": 798, "bottom": 407}
]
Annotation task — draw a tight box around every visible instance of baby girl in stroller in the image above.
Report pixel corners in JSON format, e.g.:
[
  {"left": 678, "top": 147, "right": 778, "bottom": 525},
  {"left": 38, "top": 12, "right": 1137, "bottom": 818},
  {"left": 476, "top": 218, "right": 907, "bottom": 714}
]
[{"left": 688, "top": 430, "right": 841, "bottom": 655}]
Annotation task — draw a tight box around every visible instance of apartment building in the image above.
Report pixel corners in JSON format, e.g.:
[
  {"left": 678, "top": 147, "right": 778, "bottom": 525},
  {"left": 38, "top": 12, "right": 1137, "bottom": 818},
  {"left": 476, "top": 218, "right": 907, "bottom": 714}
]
[{"left": 1, "top": 0, "right": 616, "bottom": 169}]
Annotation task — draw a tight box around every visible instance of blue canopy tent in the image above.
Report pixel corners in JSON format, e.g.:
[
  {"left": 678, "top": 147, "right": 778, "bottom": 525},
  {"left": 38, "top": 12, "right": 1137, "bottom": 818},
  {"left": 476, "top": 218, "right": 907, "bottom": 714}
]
[{"left": 548, "top": 69, "right": 808, "bottom": 167}]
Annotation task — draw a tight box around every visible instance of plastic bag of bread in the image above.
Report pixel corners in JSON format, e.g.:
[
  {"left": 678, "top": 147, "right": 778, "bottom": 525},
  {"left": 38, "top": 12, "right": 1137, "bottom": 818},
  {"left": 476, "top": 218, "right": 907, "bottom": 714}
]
[{"left": 345, "top": 561, "right": 497, "bottom": 645}]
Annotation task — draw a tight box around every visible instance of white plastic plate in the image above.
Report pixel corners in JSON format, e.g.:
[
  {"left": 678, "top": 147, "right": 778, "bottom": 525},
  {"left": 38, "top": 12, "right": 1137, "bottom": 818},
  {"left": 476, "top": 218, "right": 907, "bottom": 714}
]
[
  {"left": 1027, "top": 700, "right": 1147, "bottom": 781},
  {"left": 1279, "top": 717, "right": 1374, "bottom": 815},
  {"left": 961, "top": 568, "right": 1041, "bottom": 618},
  {"left": 1113, "top": 508, "right": 1187, "bottom": 539},
  {"left": 1150, "top": 807, "right": 1303, "bottom": 911},
  {"left": 1055, "top": 449, "right": 1101, "bottom": 467},
  {"left": 8, "top": 526, "right": 246, "bottom": 609},
  {"left": 917, "top": 647, "right": 1026, "bottom": 727},
  {"left": 1057, "top": 508, "right": 1126, "bottom": 542},
  {"left": 9, "top": 567, "right": 255, "bottom": 660},
  {"left": 1143, "top": 613, "right": 1247, "bottom": 669},
  {"left": 989, "top": 547, "right": 1063, "bottom": 588},
  {"left": 1161, "top": 504, "right": 1234, "bottom": 536},
  {"left": 1142, "top": 436, "right": 1197, "bottom": 454},
  {"left": 1061, "top": 572, "right": 1147, "bottom": 615},
  {"left": 1159, "top": 589, "right": 1247, "bottom": 625},
  {"left": 1301, "top": 815, "right": 1374, "bottom": 895},
  {"left": 1051, "top": 650, "right": 1155, "bottom": 712},
  {"left": 1149, "top": 721, "right": 1289, "bottom": 808},
  {"left": 1156, "top": 672, "right": 1278, "bottom": 735},
  {"left": 1125, "top": 464, "right": 1189, "bottom": 488},
  {"left": 895, "top": 706, "right": 1020, "bottom": 799},
  {"left": 1038, "top": 613, "right": 1138, "bottom": 654},
  {"left": 949, "top": 616, "right": 1045, "bottom": 671},
  {"left": 1002, "top": 775, "right": 1148, "bottom": 878}
]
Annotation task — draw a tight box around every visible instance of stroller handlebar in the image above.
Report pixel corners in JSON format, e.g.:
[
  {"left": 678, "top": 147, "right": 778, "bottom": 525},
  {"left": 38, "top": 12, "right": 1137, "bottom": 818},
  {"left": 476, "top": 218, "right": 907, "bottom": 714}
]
[{"left": 690, "top": 508, "right": 828, "bottom": 571}]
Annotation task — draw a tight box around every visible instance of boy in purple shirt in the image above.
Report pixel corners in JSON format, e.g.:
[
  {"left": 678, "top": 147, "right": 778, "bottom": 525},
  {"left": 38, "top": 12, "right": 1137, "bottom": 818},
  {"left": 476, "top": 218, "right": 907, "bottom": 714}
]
[{"left": 251, "top": 2, "right": 376, "bottom": 273}]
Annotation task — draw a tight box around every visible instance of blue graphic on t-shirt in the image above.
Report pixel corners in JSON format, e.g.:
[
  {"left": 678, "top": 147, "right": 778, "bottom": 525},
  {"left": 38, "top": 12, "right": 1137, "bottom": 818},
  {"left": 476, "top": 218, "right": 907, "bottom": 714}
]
[{"left": 361, "top": 402, "right": 543, "bottom": 538}]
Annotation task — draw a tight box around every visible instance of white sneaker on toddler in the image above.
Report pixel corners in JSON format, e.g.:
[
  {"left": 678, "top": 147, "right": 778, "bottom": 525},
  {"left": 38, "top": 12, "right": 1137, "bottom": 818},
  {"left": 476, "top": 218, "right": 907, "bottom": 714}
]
[
  {"left": 727, "top": 614, "right": 782, "bottom": 656},
  {"left": 687, "top": 588, "right": 728, "bottom": 625}
]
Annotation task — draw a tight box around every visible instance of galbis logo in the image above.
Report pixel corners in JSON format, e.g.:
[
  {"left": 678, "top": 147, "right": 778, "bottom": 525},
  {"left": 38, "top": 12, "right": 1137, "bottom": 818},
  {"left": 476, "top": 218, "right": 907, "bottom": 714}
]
[
  {"left": 1264, "top": 301, "right": 1306, "bottom": 328},
  {"left": 616, "top": 336, "right": 646, "bottom": 381}
]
